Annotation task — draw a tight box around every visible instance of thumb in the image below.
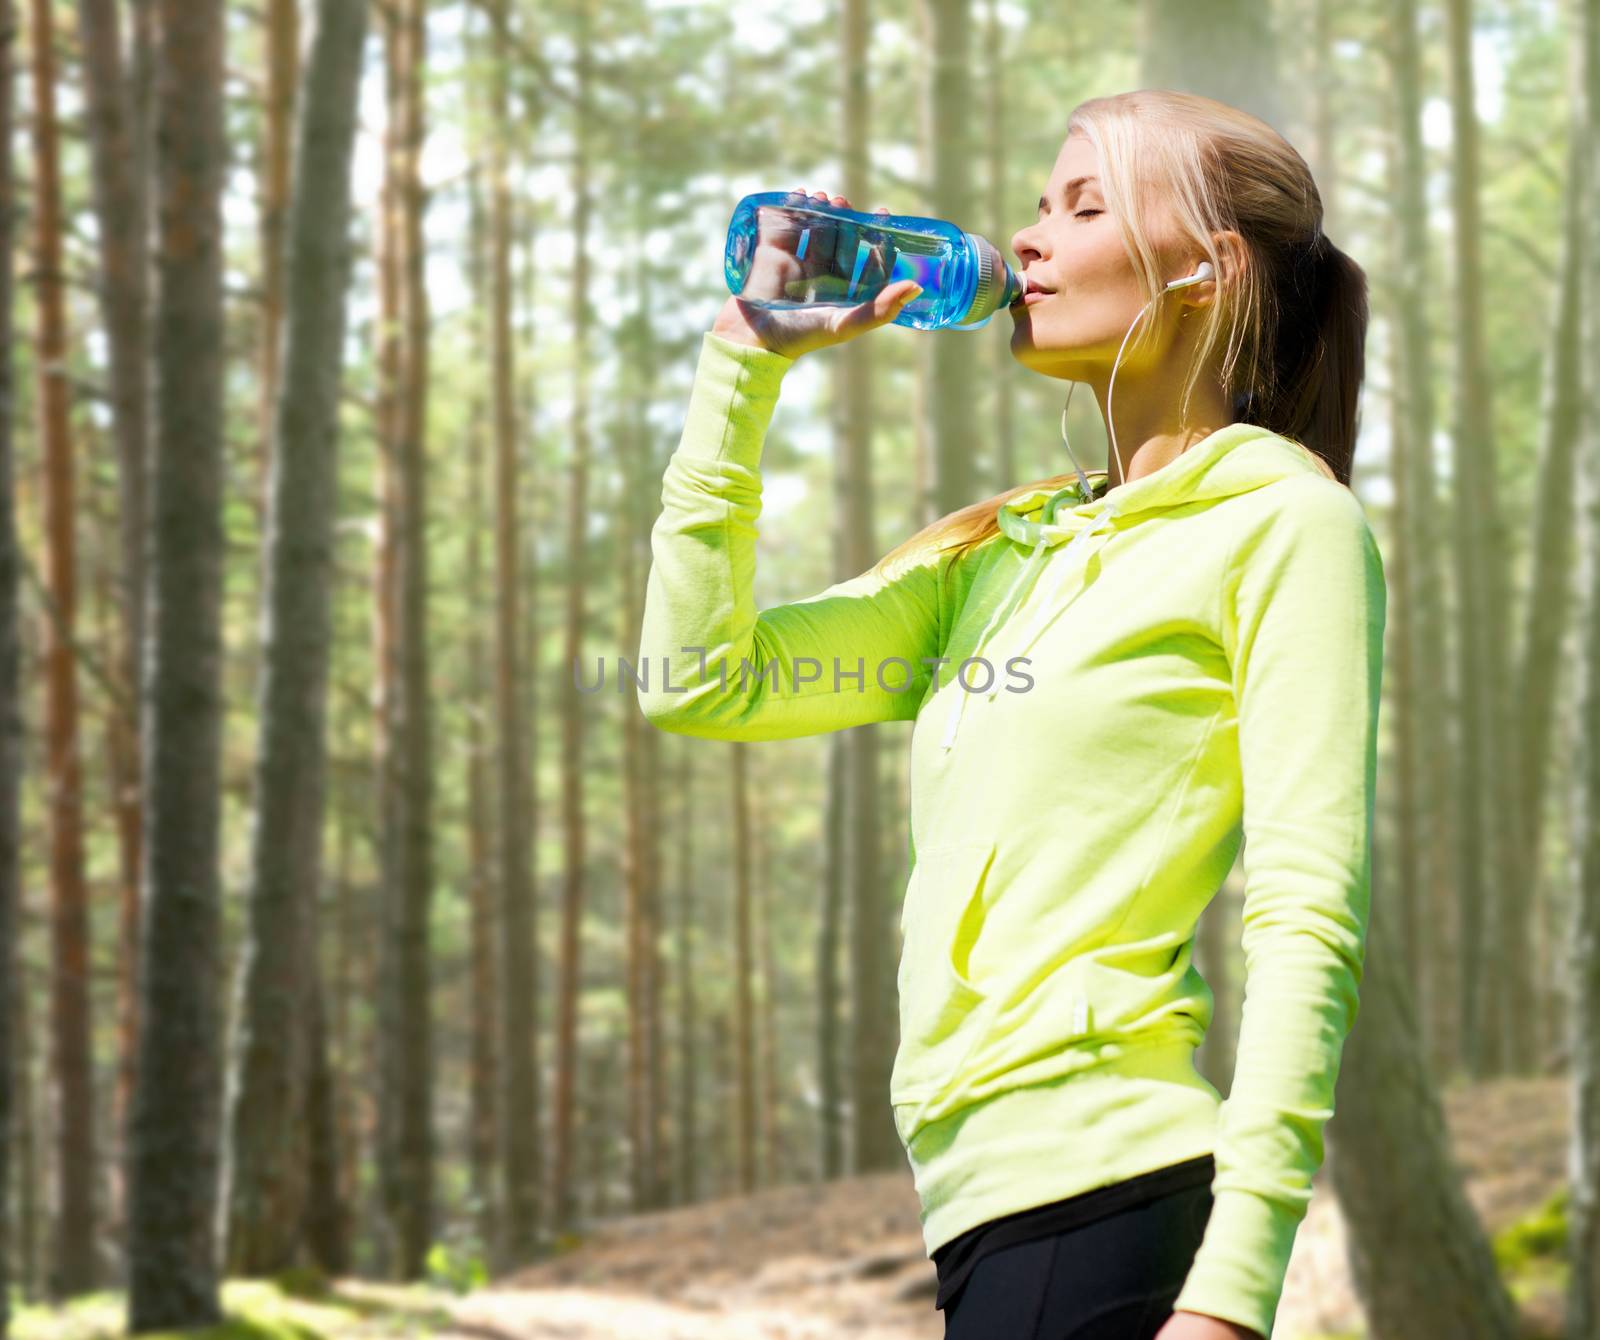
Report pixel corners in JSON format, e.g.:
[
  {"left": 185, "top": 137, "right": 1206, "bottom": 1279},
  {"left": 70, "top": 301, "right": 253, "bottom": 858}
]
[
  {"left": 870, "top": 279, "right": 923, "bottom": 324},
  {"left": 835, "top": 279, "right": 924, "bottom": 342}
]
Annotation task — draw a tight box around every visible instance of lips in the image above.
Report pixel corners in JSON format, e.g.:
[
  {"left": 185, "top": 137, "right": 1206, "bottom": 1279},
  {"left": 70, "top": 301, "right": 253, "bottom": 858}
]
[{"left": 1014, "top": 275, "right": 1056, "bottom": 305}]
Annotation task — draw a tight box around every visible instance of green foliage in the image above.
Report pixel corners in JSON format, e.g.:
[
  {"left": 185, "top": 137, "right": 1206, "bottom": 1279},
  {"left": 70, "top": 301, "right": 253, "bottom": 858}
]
[
  {"left": 423, "top": 1240, "right": 488, "bottom": 1296},
  {"left": 1493, "top": 1186, "right": 1569, "bottom": 1273},
  {"left": 270, "top": 1266, "right": 331, "bottom": 1301},
  {"left": 7, "top": 1287, "right": 328, "bottom": 1340}
]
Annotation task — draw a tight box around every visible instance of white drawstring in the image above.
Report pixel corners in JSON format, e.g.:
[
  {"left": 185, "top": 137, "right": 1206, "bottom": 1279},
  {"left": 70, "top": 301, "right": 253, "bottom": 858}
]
[
  {"left": 939, "top": 535, "right": 1049, "bottom": 751},
  {"left": 939, "top": 500, "right": 1121, "bottom": 751},
  {"left": 984, "top": 504, "right": 1121, "bottom": 704}
]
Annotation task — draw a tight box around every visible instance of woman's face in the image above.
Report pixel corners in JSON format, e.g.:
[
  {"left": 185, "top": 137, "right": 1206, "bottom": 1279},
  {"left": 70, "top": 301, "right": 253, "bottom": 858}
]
[{"left": 1008, "top": 133, "right": 1179, "bottom": 381}]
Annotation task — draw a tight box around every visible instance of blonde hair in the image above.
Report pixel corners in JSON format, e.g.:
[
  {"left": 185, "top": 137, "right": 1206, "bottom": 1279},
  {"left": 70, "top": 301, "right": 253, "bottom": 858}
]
[{"left": 878, "top": 88, "right": 1367, "bottom": 580}]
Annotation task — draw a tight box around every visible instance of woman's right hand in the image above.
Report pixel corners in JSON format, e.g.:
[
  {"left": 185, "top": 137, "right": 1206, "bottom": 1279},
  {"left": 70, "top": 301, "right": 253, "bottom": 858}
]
[{"left": 712, "top": 189, "right": 924, "bottom": 361}]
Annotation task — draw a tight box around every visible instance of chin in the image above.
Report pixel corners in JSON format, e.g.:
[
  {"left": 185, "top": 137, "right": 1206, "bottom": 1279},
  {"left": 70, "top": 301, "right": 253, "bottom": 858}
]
[{"left": 1008, "top": 339, "right": 1076, "bottom": 380}]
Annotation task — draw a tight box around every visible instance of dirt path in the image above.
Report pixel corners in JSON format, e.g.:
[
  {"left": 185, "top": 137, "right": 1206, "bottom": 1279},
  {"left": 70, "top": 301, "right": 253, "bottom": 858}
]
[
  {"left": 429, "top": 1075, "right": 1570, "bottom": 1340},
  {"left": 10, "top": 1077, "right": 1565, "bottom": 1338}
]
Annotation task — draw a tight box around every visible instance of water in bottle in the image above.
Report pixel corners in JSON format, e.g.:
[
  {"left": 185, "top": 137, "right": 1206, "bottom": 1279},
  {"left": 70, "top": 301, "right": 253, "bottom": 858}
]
[{"left": 723, "top": 190, "right": 1025, "bottom": 332}]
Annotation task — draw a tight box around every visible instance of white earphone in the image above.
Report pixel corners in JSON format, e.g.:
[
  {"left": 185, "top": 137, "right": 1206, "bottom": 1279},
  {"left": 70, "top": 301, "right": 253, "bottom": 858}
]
[
  {"left": 1056, "top": 260, "right": 1216, "bottom": 502},
  {"left": 1165, "top": 260, "right": 1215, "bottom": 290}
]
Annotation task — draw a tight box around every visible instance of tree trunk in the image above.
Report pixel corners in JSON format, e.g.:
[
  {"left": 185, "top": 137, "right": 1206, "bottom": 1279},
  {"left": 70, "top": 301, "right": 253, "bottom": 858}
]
[
  {"left": 1443, "top": 0, "right": 1525, "bottom": 1079},
  {"left": 732, "top": 745, "right": 756, "bottom": 1193},
  {"left": 1513, "top": 101, "right": 1592, "bottom": 1074},
  {"left": 634, "top": 154, "right": 669, "bottom": 1216},
  {"left": 0, "top": 0, "right": 24, "bottom": 1321},
  {"left": 1329, "top": 911, "right": 1520, "bottom": 1337},
  {"left": 29, "top": 0, "right": 95, "bottom": 1296},
  {"left": 517, "top": 186, "right": 549, "bottom": 1256},
  {"left": 920, "top": 0, "right": 980, "bottom": 518},
  {"left": 982, "top": 0, "right": 1016, "bottom": 496},
  {"left": 74, "top": 0, "right": 151, "bottom": 1215},
  {"left": 1565, "top": 0, "right": 1600, "bottom": 1326},
  {"left": 621, "top": 142, "right": 650, "bottom": 1212},
  {"left": 618, "top": 76, "right": 669, "bottom": 1215},
  {"left": 486, "top": 0, "right": 540, "bottom": 1263},
  {"left": 757, "top": 798, "right": 780, "bottom": 1186},
  {"left": 371, "top": 0, "right": 403, "bottom": 1264},
  {"left": 256, "top": 0, "right": 297, "bottom": 512},
  {"left": 219, "top": 0, "right": 367, "bottom": 1275},
  {"left": 301, "top": 959, "right": 348, "bottom": 1274},
  {"left": 1384, "top": 0, "right": 1459, "bottom": 1079},
  {"left": 460, "top": 100, "right": 500, "bottom": 1266},
  {"left": 125, "top": 0, "right": 228, "bottom": 1327},
  {"left": 552, "top": 0, "right": 595, "bottom": 1236},
  {"left": 839, "top": 0, "right": 898, "bottom": 1176},
  {"left": 375, "top": 0, "right": 436, "bottom": 1278},
  {"left": 1139, "top": 0, "right": 1286, "bottom": 133},
  {"left": 673, "top": 739, "right": 701, "bottom": 1205},
  {"left": 820, "top": 740, "right": 846, "bottom": 1179}
]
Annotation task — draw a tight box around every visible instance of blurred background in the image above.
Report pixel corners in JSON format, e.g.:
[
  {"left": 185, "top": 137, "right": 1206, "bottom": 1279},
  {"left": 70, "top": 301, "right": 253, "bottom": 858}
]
[{"left": 0, "top": 0, "right": 1596, "bottom": 1336}]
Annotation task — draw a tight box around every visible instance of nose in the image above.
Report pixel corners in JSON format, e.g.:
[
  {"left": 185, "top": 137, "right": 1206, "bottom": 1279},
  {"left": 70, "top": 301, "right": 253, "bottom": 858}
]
[{"left": 1011, "top": 224, "right": 1040, "bottom": 267}]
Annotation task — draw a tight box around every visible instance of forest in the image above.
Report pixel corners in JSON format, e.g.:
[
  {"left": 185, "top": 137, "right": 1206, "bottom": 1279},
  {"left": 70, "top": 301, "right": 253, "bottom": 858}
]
[{"left": 0, "top": 0, "right": 1597, "bottom": 1336}]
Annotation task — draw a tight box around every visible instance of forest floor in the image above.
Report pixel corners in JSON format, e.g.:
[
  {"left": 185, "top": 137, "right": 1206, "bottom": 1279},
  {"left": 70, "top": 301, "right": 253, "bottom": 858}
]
[{"left": 8, "top": 1074, "right": 1571, "bottom": 1340}]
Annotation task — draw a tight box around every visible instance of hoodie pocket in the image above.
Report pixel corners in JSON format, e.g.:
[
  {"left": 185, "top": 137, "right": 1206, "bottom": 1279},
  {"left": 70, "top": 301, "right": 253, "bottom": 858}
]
[{"left": 890, "top": 840, "right": 997, "bottom": 1104}]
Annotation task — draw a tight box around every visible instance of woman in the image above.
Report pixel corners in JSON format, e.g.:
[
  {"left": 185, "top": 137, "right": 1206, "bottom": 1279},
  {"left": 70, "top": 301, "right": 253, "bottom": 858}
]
[{"left": 638, "top": 88, "right": 1384, "bottom": 1340}]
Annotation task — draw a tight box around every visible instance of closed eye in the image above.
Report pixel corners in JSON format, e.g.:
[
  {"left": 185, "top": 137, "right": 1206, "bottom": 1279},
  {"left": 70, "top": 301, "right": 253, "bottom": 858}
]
[{"left": 1075, "top": 209, "right": 1102, "bottom": 219}]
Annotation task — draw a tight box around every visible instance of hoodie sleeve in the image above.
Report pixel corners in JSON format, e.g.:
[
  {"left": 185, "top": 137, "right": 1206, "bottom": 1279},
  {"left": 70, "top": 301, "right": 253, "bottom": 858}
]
[
  {"left": 637, "top": 330, "right": 947, "bottom": 741},
  {"left": 1171, "top": 475, "right": 1386, "bottom": 1340}
]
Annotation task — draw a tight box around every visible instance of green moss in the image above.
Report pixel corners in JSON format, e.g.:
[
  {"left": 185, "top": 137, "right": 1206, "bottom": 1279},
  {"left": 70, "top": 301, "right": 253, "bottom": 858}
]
[
  {"left": 9, "top": 1279, "right": 348, "bottom": 1340},
  {"left": 1494, "top": 1186, "right": 1569, "bottom": 1273},
  {"left": 270, "top": 1267, "right": 330, "bottom": 1301}
]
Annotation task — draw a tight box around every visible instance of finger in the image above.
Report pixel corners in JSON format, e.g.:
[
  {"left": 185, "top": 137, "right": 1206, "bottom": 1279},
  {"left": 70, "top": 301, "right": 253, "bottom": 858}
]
[{"left": 838, "top": 279, "right": 923, "bottom": 337}]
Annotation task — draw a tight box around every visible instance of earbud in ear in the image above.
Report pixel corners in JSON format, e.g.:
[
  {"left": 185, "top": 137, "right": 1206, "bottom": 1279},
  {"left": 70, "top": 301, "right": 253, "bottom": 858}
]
[{"left": 1165, "top": 260, "right": 1215, "bottom": 290}]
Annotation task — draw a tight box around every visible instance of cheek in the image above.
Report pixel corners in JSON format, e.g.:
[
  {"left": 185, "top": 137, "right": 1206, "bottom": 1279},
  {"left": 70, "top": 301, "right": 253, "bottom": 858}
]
[{"left": 1073, "top": 228, "right": 1130, "bottom": 280}]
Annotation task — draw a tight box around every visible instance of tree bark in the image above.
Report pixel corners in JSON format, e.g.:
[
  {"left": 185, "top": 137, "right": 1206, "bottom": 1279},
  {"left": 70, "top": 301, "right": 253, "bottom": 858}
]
[
  {"left": 74, "top": 0, "right": 151, "bottom": 1210},
  {"left": 920, "top": 0, "right": 980, "bottom": 518},
  {"left": 29, "top": 0, "right": 95, "bottom": 1296},
  {"left": 460, "top": 90, "right": 501, "bottom": 1266},
  {"left": 256, "top": 0, "right": 297, "bottom": 513},
  {"left": 219, "top": 0, "right": 368, "bottom": 1275},
  {"left": 673, "top": 739, "right": 702, "bottom": 1205},
  {"left": 840, "top": 0, "right": 898, "bottom": 1176},
  {"left": 732, "top": 745, "right": 755, "bottom": 1193},
  {"left": 125, "top": 0, "right": 228, "bottom": 1327},
  {"left": 486, "top": 0, "right": 540, "bottom": 1264},
  {"left": 375, "top": 0, "right": 436, "bottom": 1278},
  {"left": 1384, "top": 0, "right": 1459, "bottom": 1079},
  {"left": 1443, "top": 0, "right": 1525, "bottom": 1078},
  {"left": 1566, "top": 0, "right": 1600, "bottom": 1327},
  {"left": 552, "top": 0, "right": 595, "bottom": 1236},
  {"left": 1329, "top": 910, "right": 1520, "bottom": 1337},
  {"left": 0, "top": 0, "right": 25, "bottom": 1322}
]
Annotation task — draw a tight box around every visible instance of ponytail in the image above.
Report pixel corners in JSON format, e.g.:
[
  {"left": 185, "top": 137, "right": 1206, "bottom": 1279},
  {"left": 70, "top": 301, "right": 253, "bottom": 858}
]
[{"left": 1232, "top": 231, "right": 1367, "bottom": 487}]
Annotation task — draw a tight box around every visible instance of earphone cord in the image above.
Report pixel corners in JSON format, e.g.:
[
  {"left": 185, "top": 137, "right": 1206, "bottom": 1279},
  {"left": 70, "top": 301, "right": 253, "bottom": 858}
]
[{"left": 1059, "top": 288, "right": 1168, "bottom": 497}]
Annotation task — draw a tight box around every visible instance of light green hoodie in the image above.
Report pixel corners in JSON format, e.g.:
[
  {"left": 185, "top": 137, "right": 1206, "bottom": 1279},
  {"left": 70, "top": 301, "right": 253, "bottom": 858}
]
[{"left": 640, "top": 331, "right": 1386, "bottom": 1339}]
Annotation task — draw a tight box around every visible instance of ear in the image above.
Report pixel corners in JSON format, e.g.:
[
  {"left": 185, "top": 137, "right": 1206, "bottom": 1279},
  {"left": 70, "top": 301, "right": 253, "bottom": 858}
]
[{"left": 1183, "top": 229, "right": 1247, "bottom": 309}]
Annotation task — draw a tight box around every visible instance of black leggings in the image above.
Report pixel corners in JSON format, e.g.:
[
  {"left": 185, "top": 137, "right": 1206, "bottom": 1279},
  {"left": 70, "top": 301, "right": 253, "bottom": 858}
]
[{"left": 941, "top": 1178, "right": 1214, "bottom": 1340}]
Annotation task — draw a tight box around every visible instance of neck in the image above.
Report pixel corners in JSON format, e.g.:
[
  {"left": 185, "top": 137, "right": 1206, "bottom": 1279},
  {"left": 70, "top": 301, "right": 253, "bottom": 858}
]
[{"left": 1084, "top": 365, "right": 1232, "bottom": 489}]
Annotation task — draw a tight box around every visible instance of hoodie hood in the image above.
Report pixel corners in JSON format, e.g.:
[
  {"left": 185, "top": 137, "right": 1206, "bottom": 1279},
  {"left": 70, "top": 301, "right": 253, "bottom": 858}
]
[{"left": 937, "top": 422, "right": 1324, "bottom": 752}]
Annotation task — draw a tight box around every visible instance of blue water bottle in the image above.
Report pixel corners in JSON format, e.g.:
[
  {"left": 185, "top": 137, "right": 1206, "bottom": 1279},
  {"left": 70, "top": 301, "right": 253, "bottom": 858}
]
[{"left": 723, "top": 190, "right": 1024, "bottom": 332}]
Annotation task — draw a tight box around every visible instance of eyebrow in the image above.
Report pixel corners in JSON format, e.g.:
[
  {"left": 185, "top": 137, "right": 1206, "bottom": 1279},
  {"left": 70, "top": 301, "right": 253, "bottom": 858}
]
[{"left": 1038, "top": 176, "right": 1100, "bottom": 212}]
